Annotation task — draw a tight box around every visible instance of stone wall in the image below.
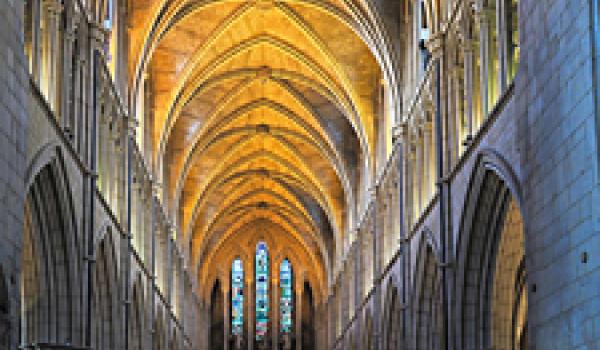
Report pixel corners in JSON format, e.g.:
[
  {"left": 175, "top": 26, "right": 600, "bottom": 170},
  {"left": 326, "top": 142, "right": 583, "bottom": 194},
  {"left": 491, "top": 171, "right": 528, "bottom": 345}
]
[
  {"left": 0, "top": 0, "right": 28, "bottom": 348},
  {"left": 330, "top": 0, "right": 600, "bottom": 349}
]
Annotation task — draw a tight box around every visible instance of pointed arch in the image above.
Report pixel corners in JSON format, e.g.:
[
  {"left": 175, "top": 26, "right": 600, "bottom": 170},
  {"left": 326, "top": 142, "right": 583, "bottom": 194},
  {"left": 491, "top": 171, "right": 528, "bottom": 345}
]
[
  {"left": 93, "top": 229, "right": 119, "bottom": 350},
  {"left": 21, "top": 147, "right": 81, "bottom": 346},
  {"left": 131, "top": 276, "right": 145, "bottom": 350},
  {"left": 209, "top": 279, "right": 224, "bottom": 350},
  {"left": 255, "top": 241, "right": 270, "bottom": 343},
  {"left": 279, "top": 258, "right": 294, "bottom": 334},
  {"left": 363, "top": 311, "right": 373, "bottom": 350},
  {"left": 302, "top": 281, "right": 316, "bottom": 350},
  {"left": 454, "top": 151, "right": 528, "bottom": 350},
  {"left": 383, "top": 278, "right": 402, "bottom": 350},
  {"left": 231, "top": 257, "right": 245, "bottom": 337},
  {"left": 413, "top": 236, "right": 442, "bottom": 350}
]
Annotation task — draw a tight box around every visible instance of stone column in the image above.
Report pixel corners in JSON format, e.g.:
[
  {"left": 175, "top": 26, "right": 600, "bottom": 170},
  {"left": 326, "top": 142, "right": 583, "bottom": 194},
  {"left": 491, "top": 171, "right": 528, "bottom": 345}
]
[
  {"left": 27, "top": 0, "right": 42, "bottom": 83},
  {"left": 422, "top": 120, "right": 433, "bottom": 203},
  {"left": 272, "top": 272, "right": 279, "bottom": 350},
  {"left": 327, "top": 294, "right": 334, "bottom": 349},
  {"left": 342, "top": 266, "right": 349, "bottom": 325},
  {"left": 295, "top": 281, "right": 303, "bottom": 350},
  {"left": 463, "top": 38, "right": 475, "bottom": 141},
  {"left": 446, "top": 63, "right": 457, "bottom": 164},
  {"left": 357, "top": 228, "right": 364, "bottom": 302},
  {"left": 415, "top": 125, "right": 424, "bottom": 214},
  {"left": 107, "top": 114, "right": 116, "bottom": 203},
  {"left": 497, "top": 0, "right": 508, "bottom": 92},
  {"left": 407, "top": 137, "right": 416, "bottom": 229},
  {"left": 372, "top": 188, "right": 382, "bottom": 350},
  {"left": 43, "top": 0, "right": 62, "bottom": 110},
  {"left": 454, "top": 64, "right": 465, "bottom": 159},
  {"left": 223, "top": 280, "right": 230, "bottom": 350},
  {"left": 61, "top": 10, "right": 76, "bottom": 134},
  {"left": 478, "top": 8, "right": 490, "bottom": 116},
  {"left": 247, "top": 276, "right": 254, "bottom": 350}
]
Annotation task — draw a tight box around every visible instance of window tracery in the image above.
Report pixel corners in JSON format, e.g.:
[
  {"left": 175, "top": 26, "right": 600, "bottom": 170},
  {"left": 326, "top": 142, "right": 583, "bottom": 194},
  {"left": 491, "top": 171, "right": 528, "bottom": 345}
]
[
  {"left": 231, "top": 258, "right": 244, "bottom": 337},
  {"left": 280, "top": 259, "right": 293, "bottom": 334},
  {"left": 255, "top": 242, "right": 269, "bottom": 341}
]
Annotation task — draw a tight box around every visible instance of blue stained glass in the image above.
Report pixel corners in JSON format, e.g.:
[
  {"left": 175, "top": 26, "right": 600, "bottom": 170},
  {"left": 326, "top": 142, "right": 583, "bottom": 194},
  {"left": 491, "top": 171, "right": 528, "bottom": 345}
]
[
  {"left": 255, "top": 242, "right": 269, "bottom": 340},
  {"left": 231, "top": 258, "right": 244, "bottom": 336},
  {"left": 103, "top": 0, "right": 113, "bottom": 29},
  {"left": 280, "top": 259, "right": 293, "bottom": 333}
]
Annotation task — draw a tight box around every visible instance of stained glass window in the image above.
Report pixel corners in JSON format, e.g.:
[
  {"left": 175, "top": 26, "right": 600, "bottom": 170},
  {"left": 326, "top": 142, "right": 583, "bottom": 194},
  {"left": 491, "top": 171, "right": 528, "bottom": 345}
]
[
  {"left": 231, "top": 258, "right": 244, "bottom": 336},
  {"left": 103, "top": 0, "right": 114, "bottom": 30},
  {"left": 280, "top": 259, "right": 293, "bottom": 334},
  {"left": 255, "top": 242, "right": 269, "bottom": 340}
]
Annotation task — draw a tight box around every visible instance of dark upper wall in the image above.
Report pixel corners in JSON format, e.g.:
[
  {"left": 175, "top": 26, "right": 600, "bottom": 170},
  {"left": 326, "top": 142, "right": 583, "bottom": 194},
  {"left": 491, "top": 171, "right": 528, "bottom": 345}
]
[{"left": 0, "top": 0, "right": 28, "bottom": 348}]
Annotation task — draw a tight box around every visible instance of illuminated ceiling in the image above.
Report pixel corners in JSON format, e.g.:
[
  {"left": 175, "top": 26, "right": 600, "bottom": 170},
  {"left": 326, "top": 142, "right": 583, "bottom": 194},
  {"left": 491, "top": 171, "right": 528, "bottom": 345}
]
[{"left": 129, "top": 0, "right": 386, "bottom": 300}]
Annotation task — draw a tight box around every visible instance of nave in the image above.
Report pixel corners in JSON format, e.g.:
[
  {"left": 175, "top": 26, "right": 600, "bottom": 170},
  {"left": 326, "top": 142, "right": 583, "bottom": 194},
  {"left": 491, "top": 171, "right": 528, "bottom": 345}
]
[{"left": 0, "top": 0, "right": 597, "bottom": 349}]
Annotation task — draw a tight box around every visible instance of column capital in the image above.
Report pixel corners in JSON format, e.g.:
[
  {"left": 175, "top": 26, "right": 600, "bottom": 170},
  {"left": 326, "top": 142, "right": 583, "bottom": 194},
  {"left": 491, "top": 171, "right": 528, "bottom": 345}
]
[
  {"left": 422, "top": 120, "right": 434, "bottom": 134},
  {"left": 425, "top": 32, "right": 445, "bottom": 60},
  {"left": 461, "top": 37, "right": 476, "bottom": 54},
  {"left": 392, "top": 121, "right": 410, "bottom": 141},
  {"left": 473, "top": 6, "right": 494, "bottom": 25},
  {"left": 89, "top": 21, "right": 109, "bottom": 47},
  {"left": 43, "top": 0, "right": 63, "bottom": 14},
  {"left": 65, "top": 27, "right": 78, "bottom": 43},
  {"left": 128, "top": 118, "right": 138, "bottom": 138}
]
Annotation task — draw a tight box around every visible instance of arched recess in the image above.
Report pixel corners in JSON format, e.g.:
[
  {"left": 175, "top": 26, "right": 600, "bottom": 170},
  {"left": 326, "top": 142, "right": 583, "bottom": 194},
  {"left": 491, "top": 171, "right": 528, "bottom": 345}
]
[
  {"left": 302, "top": 281, "right": 316, "bottom": 350},
  {"left": 93, "top": 231, "right": 119, "bottom": 350},
  {"left": 383, "top": 281, "right": 402, "bottom": 350},
  {"left": 413, "top": 232, "right": 442, "bottom": 350},
  {"left": 363, "top": 311, "right": 373, "bottom": 350},
  {"left": 455, "top": 152, "right": 528, "bottom": 350},
  {"left": 154, "top": 307, "right": 166, "bottom": 350},
  {"left": 0, "top": 266, "right": 9, "bottom": 347},
  {"left": 210, "top": 279, "right": 224, "bottom": 350},
  {"left": 21, "top": 149, "right": 80, "bottom": 346},
  {"left": 170, "top": 328, "right": 180, "bottom": 350},
  {"left": 344, "top": 332, "right": 353, "bottom": 350},
  {"left": 131, "top": 276, "right": 145, "bottom": 350}
]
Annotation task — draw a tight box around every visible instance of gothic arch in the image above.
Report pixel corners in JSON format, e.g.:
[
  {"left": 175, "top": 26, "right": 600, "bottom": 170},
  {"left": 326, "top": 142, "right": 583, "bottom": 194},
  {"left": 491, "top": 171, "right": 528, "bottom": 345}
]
[
  {"left": 363, "top": 311, "right": 373, "bottom": 350},
  {"left": 382, "top": 282, "right": 395, "bottom": 350},
  {"left": 131, "top": 276, "right": 145, "bottom": 350},
  {"left": 93, "top": 229, "right": 119, "bottom": 349},
  {"left": 413, "top": 232, "right": 442, "bottom": 350},
  {"left": 209, "top": 279, "right": 224, "bottom": 350},
  {"left": 21, "top": 150, "right": 81, "bottom": 346},
  {"left": 302, "top": 281, "right": 316, "bottom": 350},
  {"left": 154, "top": 307, "right": 166, "bottom": 350},
  {"left": 454, "top": 152, "right": 528, "bottom": 350},
  {"left": 345, "top": 332, "right": 354, "bottom": 350},
  {"left": 383, "top": 279, "right": 402, "bottom": 350}
]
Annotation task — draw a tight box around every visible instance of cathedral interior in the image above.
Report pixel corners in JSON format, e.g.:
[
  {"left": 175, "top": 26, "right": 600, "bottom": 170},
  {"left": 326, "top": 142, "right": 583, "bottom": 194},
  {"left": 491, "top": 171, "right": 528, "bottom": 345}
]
[{"left": 0, "top": 0, "right": 599, "bottom": 349}]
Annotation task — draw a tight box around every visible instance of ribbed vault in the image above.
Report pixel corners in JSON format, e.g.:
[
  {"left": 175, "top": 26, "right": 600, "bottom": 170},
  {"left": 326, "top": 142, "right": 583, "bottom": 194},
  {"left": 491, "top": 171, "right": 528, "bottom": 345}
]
[{"left": 129, "top": 0, "right": 389, "bottom": 302}]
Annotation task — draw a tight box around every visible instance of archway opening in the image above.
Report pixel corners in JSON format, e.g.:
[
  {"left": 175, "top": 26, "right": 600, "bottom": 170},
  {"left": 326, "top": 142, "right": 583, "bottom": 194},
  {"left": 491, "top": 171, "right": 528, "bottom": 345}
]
[
  {"left": 20, "top": 161, "right": 78, "bottom": 347},
  {"left": 458, "top": 169, "right": 528, "bottom": 350},
  {"left": 384, "top": 286, "right": 402, "bottom": 350},
  {"left": 92, "top": 236, "right": 117, "bottom": 349},
  {"left": 416, "top": 245, "right": 442, "bottom": 350},
  {"left": 302, "top": 281, "right": 315, "bottom": 350},
  {"left": 490, "top": 198, "right": 527, "bottom": 350},
  {"left": 210, "top": 279, "right": 224, "bottom": 350}
]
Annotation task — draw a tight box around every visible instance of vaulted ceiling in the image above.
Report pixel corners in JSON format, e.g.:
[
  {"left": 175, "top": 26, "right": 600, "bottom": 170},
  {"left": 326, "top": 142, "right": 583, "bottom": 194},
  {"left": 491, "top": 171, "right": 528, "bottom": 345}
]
[{"left": 129, "top": 0, "right": 386, "bottom": 299}]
